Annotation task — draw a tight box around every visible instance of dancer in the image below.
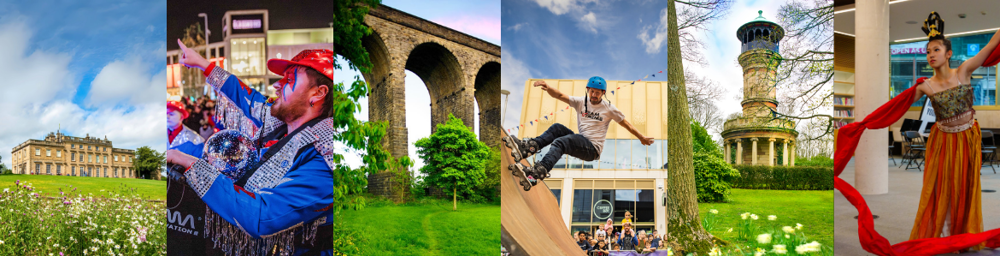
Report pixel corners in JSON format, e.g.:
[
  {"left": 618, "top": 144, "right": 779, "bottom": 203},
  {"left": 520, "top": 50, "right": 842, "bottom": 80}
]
[
  {"left": 166, "top": 39, "right": 335, "bottom": 255},
  {"left": 504, "top": 76, "right": 654, "bottom": 188},
  {"left": 905, "top": 12, "right": 1000, "bottom": 251},
  {"left": 168, "top": 100, "right": 204, "bottom": 158},
  {"left": 836, "top": 11, "right": 1000, "bottom": 255}
]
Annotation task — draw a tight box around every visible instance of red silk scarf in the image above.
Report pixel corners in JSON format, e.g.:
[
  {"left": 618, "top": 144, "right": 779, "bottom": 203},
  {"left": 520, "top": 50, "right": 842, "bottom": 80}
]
[{"left": 835, "top": 46, "right": 1000, "bottom": 255}]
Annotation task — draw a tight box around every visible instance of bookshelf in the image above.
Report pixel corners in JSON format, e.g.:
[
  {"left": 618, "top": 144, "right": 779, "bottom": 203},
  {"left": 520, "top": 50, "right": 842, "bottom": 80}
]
[{"left": 833, "top": 71, "right": 855, "bottom": 129}]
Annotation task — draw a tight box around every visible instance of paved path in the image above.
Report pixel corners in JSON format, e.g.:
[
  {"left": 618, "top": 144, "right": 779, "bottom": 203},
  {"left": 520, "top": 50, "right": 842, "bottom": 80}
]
[{"left": 835, "top": 158, "right": 1000, "bottom": 255}]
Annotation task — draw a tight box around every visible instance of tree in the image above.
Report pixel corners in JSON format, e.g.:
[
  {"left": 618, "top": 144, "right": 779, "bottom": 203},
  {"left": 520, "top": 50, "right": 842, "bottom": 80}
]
[
  {"left": 0, "top": 155, "right": 7, "bottom": 175},
  {"left": 665, "top": 0, "right": 717, "bottom": 253},
  {"left": 335, "top": 0, "right": 381, "bottom": 74},
  {"left": 133, "top": 146, "right": 164, "bottom": 180},
  {"left": 179, "top": 23, "right": 208, "bottom": 97},
  {"left": 686, "top": 71, "right": 726, "bottom": 135},
  {"left": 332, "top": 0, "right": 412, "bottom": 212},
  {"left": 415, "top": 114, "right": 490, "bottom": 211}
]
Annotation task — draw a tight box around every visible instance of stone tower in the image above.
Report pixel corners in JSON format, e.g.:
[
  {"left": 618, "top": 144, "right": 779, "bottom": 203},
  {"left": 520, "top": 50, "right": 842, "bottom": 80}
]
[{"left": 721, "top": 11, "right": 799, "bottom": 166}]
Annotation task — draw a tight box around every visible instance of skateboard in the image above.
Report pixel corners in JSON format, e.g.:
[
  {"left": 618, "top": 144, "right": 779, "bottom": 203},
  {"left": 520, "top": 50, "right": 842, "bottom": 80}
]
[{"left": 502, "top": 130, "right": 537, "bottom": 191}]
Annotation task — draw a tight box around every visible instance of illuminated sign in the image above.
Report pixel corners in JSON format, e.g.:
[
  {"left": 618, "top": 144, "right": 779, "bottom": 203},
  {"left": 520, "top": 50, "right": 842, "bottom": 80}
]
[
  {"left": 233, "top": 19, "right": 261, "bottom": 30},
  {"left": 231, "top": 14, "right": 265, "bottom": 34}
]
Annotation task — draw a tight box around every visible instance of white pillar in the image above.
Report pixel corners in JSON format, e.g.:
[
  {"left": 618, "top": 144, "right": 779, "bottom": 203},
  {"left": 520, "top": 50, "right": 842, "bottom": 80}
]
[
  {"left": 751, "top": 138, "right": 759, "bottom": 165},
  {"left": 791, "top": 142, "right": 797, "bottom": 167},
  {"left": 736, "top": 139, "right": 743, "bottom": 164},
  {"left": 782, "top": 140, "right": 789, "bottom": 166},
  {"left": 561, "top": 178, "right": 574, "bottom": 229},
  {"left": 769, "top": 138, "right": 776, "bottom": 166},
  {"left": 655, "top": 178, "right": 667, "bottom": 235},
  {"left": 854, "top": 0, "right": 890, "bottom": 195}
]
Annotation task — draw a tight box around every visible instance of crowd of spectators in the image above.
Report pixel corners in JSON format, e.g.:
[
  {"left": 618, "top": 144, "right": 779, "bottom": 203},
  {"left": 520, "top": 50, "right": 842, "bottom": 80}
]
[
  {"left": 178, "top": 95, "right": 220, "bottom": 140},
  {"left": 574, "top": 217, "right": 673, "bottom": 255}
]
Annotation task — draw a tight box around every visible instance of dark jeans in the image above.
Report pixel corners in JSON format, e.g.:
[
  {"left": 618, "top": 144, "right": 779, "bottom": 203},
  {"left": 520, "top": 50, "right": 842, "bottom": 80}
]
[{"left": 532, "top": 123, "right": 599, "bottom": 170}]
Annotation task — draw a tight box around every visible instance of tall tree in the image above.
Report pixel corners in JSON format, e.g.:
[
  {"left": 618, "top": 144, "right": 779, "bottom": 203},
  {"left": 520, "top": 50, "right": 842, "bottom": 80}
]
[
  {"left": 665, "top": 0, "right": 715, "bottom": 253},
  {"left": 415, "top": 114, "right": 490, "bottom": 210},
  {"left": 333, "top": 0, "right": 412, "bottom": 210},
  {"left": 133, "top": 146, "right": 164, "bottom": 180},
  {"left": 685, "top": 70, "right": 726, "bottom": 134}
]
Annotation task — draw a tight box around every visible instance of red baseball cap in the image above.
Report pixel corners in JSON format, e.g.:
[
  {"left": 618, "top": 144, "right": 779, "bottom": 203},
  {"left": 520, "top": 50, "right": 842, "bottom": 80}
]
[
  {"left": 267, "top": 49, "right": 333, "bottom": 80},
  {"left": 167, "top": 101, "right": 189, "bottom": 119}
]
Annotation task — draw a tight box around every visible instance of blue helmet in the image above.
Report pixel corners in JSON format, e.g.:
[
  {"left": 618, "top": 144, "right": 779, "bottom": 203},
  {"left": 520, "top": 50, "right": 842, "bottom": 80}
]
[{"left": 587, "top": 76, "right": 607, "bottom": 91}]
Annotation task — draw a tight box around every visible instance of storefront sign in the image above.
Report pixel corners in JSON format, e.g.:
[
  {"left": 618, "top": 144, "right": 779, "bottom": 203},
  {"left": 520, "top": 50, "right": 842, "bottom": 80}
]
[
  {"left": 233, "top": 19, "right": 261, "bottom": 30},
  {"left": 594, "top": 199, "right": 613, "bottom": 220},
  {"left": 891, "top": 47, "right": 926, "bottom": 55},
  {"left": 231, "top": 14, "right": 265, "bottom": 34}
]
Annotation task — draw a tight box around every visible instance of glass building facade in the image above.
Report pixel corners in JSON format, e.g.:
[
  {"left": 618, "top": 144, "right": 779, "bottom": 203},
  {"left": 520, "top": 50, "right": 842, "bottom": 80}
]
[
  {"left": 519, "top": 78, "right": 670, "bottom": 237},
  {"left": 890, "top": 33, "right": 999, "bottom": 107}
]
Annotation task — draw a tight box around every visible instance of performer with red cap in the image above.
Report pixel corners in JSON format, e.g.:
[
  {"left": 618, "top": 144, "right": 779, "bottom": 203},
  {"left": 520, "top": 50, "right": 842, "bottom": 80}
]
[
  {"left": 168, "top": 100, "right": 204, "bottom": 158},
  {"left": 167, "top": 39, "right": 335, "bottom": 256}
]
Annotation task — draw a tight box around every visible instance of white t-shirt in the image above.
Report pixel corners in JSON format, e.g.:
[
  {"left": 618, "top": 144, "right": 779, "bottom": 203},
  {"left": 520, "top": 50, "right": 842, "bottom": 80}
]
[{"left": 568, "top": 96, "right": 625, "bottom": 155}]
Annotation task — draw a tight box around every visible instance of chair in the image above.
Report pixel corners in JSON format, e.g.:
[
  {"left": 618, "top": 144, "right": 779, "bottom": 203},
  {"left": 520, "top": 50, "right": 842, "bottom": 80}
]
[
  {"left": 902, "top": 131, "right": 926, "bottom": 171},
  {"left": 888, "top": 131, "right": 897, "bottom": 166},
  {"left": 983, "top": 130, "right": 997, "bottom": 174}
]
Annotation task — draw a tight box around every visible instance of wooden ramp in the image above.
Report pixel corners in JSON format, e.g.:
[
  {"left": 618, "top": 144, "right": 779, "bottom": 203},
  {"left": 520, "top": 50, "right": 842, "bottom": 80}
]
[{"left": 501, "top": 130, "right": 585, "bottom": 256}]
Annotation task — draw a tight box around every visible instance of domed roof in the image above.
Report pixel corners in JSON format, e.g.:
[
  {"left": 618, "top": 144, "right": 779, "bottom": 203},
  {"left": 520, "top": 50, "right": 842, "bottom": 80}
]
[{"left": 736, "top": 10, "right": 785, "bottom": 42}]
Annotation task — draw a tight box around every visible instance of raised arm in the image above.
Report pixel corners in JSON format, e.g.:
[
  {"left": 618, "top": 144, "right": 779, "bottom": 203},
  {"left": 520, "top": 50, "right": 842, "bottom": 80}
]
[
  {"left": 959, "top": 29, "right": 1000, "bottom": 77},
  {"left": 617, "top": 119, "right": 654, "bottom": 146},
  {"left": 533, "top": 80, "right": 571, "bottom": 104}
]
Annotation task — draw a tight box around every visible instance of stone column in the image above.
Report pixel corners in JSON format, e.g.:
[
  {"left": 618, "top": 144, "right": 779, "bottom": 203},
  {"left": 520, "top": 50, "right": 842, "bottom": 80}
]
[
  {"left": 791, "top": 142, "right": 797, "bottom": 167},
  {"left": 723, "top": 141, "right": 730, "bottom": 163},
  {"left": 751, "top": 138, "right": 759, "bottom": 165},
  {"left": 768, "top": 138, "right": 776, "bottom": 166},
  {"left": 736, "top": 139, "right": 743, "bottom": 164},
  {"left": 782, "top": 139, "right": 789, "bottom": 166},
  {"left": 854, "top": 0, "right": 890, "bottom": 195}
]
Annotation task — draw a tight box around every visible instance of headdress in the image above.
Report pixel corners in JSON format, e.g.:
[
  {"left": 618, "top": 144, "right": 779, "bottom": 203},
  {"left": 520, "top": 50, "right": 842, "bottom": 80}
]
[{"left": 921, "top": 11, "right": 946, "bottom": 40}]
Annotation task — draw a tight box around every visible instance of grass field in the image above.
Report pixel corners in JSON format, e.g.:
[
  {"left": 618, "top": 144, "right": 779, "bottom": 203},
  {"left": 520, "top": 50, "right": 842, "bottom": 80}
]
[
  {"left": 336, "top": 198, "right": 499, "bottom": 255},
  {"left": 0, "top": 174, "right": 166, "bottom": 201},
  {"left": 698, "top": 189, "right": 834, "bottom": 253}
]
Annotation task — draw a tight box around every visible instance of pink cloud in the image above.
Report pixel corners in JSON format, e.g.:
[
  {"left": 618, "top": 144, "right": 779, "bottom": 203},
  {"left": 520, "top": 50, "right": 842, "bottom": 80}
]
[{"left": 432, "top": 15, "right": 501, "bottom": 42}]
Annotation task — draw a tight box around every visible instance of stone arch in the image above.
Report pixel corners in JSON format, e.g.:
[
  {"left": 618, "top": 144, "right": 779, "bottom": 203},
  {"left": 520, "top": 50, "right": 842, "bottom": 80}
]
[
  {"left": 474, "top": 61, "right": 501, "bottom": 147},
  {"left": 404, "top": 42, "right": 472, "bottom": 132}
]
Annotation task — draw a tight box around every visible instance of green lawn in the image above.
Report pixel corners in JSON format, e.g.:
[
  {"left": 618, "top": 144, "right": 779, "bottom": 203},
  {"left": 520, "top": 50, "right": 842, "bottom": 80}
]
[
  {"left": 336, "top": 199, "right": 499, "bottom": 255},
  {"left": 698, "top": 189, "right": 834, "bottom": 248},
  {"left": 0, "top": 174, "right": 166, "bottom": 201}
]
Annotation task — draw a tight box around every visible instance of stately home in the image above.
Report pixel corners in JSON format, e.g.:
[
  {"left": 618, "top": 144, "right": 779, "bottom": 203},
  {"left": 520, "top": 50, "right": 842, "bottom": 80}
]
[{"left": 10, "top": 131, "right": 137, "bottom": 178}]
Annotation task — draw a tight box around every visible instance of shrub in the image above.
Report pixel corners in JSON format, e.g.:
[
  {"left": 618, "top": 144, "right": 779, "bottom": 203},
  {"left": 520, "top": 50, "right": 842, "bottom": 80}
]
[
  {"left": 694, "top": 152, "right": 742, "bottom": 202},
  {"left": 692, "top": 121, "right": 721, "bottom": 157},
  {"left": 795, "top": 155, "right": 834, "bottom": 167},
  {"left": 732, "top": 165, "right": 834, "bottom": 190}
]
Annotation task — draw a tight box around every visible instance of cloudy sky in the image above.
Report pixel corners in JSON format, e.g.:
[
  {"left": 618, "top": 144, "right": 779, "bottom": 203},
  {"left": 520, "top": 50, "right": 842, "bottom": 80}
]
[
  {"left": 501, "top": 0, "right": 670, "bottom": 134},
  {"left": 0, "top": 0, "right": 166, "bottom": 169},
  {"left": 682, "top": 0, "right": 789, "bottom": 136},
  {"left": 333, "top": 0, "right": 501, "bottom": 172}
]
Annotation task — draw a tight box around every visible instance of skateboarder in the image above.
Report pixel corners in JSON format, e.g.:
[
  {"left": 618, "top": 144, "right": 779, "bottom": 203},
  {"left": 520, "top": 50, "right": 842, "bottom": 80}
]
[{"left": 505, "top": 76, "right": 654, "bottom": 189}]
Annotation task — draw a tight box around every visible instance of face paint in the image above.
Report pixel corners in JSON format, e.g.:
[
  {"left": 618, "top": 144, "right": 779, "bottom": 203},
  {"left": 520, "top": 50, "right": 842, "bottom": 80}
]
[{"left": 279, "top": 67, "right": 301, "bottom": 103}]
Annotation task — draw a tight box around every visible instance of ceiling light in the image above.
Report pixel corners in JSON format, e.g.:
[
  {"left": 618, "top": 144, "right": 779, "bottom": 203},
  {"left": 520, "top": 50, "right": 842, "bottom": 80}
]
[
  {"left": 894, "top": 27, "right": 1000, "bottom": 43},
  {"left": 834, "top": 31, "right": 856, "bottom": 37}
]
